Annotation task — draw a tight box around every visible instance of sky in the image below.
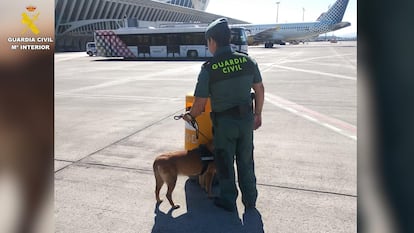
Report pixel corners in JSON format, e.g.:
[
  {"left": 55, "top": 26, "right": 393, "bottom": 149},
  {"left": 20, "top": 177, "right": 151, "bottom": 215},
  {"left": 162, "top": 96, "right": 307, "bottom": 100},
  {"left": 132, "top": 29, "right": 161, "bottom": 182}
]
[{"left": 205, "top": 0, "right": 357, "bottom": 37}]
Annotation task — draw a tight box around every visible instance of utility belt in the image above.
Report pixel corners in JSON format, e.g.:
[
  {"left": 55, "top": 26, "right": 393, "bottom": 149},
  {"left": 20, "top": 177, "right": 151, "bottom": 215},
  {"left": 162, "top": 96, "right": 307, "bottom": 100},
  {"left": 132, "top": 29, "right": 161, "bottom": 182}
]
[{"left": 211, "top": 103, "right": 253, "bottom": 119}]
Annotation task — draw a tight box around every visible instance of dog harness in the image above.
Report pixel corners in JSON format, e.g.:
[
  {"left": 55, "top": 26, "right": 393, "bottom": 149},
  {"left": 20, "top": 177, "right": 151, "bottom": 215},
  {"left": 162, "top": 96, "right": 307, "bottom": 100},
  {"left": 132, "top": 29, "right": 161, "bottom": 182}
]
[{"left": 198, "top": 144, "right": 214, "bottom": 175}]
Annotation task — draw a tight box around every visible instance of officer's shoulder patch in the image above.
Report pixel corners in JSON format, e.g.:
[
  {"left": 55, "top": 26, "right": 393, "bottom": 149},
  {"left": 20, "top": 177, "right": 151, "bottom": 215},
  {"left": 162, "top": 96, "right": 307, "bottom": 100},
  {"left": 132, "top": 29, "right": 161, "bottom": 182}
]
[
  {"left": 234, "top": 50, "right": 249, "bottom": 56},
  {"left": 202, "top": 60, "right": 211, "bottom": 68}
]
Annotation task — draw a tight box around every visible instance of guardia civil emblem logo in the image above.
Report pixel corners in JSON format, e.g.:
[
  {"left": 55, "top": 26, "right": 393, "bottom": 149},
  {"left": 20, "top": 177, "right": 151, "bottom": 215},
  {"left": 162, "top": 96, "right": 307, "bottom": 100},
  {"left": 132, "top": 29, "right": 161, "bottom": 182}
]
[{"left": 21, "top": 5, "right": 40, "bottom": 35}]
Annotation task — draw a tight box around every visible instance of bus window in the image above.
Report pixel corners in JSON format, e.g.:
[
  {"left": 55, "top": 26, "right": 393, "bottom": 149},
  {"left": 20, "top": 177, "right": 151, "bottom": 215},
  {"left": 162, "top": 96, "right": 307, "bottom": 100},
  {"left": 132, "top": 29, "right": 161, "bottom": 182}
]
[
  {"left": 152, "top": 34, "right": 167, "bottom": 46},
  {"left": 137, "top": 35, "right": 150, "bottom": 45},
  {"left": 182, "top": 32, "right": 204, "bottom": 45},
  {"left": 167, "top": 34, "right": 180, "bottom": 45},
  {"left": 119, "top": 35, "right": 137, "bottom": 46}
]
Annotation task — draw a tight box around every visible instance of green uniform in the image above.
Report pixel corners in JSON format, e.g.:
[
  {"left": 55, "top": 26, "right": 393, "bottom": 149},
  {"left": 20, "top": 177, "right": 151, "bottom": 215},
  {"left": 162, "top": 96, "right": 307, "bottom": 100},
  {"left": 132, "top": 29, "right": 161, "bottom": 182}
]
[{"left": 194, "top": 46, "right": 262, "bottom": 209}]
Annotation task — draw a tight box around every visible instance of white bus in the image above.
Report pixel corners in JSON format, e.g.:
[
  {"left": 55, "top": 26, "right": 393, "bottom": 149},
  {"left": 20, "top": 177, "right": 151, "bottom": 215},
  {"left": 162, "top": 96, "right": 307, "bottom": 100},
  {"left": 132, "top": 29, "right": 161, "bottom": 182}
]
[{"left": 94, "top": 26, "right": 248, "bottom": 59}]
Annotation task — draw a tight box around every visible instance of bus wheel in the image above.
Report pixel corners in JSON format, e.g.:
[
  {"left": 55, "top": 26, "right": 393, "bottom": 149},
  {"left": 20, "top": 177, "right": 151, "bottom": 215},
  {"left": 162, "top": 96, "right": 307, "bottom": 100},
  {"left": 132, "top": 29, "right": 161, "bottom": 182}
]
[
  {"left": 87, "top": 51, "right": 93, "bottom": 56},
  {"left": 187, "top": 50, "right": 198, "bottom": 58}
]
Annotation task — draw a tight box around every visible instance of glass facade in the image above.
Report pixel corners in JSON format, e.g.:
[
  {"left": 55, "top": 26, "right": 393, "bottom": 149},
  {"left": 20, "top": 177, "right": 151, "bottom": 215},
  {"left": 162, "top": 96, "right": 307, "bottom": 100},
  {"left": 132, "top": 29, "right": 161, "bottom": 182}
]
[{"left": 155, "top": 0, "right": 209, "bottom": 10}]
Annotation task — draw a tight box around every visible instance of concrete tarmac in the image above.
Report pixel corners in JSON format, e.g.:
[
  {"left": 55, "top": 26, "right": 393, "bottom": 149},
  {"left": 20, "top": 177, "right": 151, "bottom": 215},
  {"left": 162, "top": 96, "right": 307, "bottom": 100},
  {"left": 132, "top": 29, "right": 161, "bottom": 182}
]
[{"left": 55, "top": 41, "right": 357, "bottom": 233}]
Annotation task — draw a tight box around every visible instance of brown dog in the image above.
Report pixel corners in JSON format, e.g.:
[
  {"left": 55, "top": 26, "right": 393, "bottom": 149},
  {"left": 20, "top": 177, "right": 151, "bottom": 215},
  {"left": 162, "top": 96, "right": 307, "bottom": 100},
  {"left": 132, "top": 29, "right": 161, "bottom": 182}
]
[{"left": 153, "top": 142, "right": 215, "bottom": 209}]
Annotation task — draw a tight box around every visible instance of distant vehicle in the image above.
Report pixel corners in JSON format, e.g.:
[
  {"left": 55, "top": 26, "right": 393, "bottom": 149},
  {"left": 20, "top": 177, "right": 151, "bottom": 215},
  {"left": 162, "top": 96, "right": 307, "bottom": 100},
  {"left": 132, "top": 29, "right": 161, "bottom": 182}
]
[
  {"left": 234, "top": 0, "right": 351, "bottom": 48},
  {"left": 94, "top": 25, "right": 248, "bottom": 59},
  {"left": 330, "top": 38, "right": 338, "bottom": 43},
  {"left": 86, "top": 42, "right": 96, "bottom": 56}
]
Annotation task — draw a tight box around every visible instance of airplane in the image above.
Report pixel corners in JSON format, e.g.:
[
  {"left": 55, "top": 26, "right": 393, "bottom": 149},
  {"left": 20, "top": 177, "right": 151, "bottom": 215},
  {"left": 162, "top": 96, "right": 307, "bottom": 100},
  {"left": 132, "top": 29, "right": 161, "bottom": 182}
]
[{"left": 233, "top": 0, "right": 351, "bottom": 48}]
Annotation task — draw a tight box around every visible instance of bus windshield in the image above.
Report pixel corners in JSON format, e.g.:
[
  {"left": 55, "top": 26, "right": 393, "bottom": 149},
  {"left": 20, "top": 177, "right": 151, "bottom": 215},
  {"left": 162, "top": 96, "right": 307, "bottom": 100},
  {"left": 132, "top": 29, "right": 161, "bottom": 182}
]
[{"left": 230, "top": 27, "right": 248, "bottom": 53}]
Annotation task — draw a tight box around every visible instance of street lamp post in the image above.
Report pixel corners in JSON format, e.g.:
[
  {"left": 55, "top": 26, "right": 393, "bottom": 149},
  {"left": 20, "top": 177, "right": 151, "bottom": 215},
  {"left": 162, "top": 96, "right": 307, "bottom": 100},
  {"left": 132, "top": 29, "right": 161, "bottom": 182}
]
[
  {"left": 302, "top": 7, "right": 305, "bottom": 21},
  {"left": 276, "top": 2, "right": 280, "bottom": 23}
]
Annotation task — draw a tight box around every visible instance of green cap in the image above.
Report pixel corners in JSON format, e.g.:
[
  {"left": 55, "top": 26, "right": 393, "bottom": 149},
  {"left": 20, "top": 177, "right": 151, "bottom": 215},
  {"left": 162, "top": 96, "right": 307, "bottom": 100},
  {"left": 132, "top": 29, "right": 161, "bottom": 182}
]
[{"left": 205, "top": 18, "right": 230, "bottom": 39}]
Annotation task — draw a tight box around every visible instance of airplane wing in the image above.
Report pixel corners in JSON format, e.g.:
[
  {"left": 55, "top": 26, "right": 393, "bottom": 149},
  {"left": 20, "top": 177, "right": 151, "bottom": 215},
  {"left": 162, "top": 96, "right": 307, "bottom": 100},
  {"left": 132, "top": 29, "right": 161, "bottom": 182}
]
[{"left": 253, "top": 26, "right": 281, "bottom": 42}]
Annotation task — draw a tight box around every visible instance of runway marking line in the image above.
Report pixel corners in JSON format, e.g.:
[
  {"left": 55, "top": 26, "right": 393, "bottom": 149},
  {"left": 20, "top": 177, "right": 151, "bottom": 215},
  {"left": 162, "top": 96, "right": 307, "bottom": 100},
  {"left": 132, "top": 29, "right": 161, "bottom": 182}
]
[
  {"left": 270, "top": 64, "right": 356, "bottom": 81},
  {"left": 265, "top": 93, "right": 356, "bottom": 141}
]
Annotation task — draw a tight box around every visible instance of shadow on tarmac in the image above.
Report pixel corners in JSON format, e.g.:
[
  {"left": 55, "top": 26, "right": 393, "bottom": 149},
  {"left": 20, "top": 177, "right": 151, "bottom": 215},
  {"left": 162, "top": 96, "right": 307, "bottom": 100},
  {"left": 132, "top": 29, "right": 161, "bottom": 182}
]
[{"left": 151, "top": 179, "right": 265, "bottom": 233}]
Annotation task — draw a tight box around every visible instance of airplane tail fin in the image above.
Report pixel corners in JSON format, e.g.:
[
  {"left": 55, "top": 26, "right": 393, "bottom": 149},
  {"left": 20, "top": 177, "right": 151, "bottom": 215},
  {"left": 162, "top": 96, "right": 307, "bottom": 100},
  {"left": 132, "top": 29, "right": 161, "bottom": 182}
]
[{"left": 317, "top": 0, "right": 349, "bottom": 23}]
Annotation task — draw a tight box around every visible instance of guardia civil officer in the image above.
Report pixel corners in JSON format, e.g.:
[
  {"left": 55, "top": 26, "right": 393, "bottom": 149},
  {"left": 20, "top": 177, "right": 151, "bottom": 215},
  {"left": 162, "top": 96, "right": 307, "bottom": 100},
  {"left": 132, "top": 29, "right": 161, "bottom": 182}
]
[{"left": 183, "top": 18, "right": 265, "bottom": 212}]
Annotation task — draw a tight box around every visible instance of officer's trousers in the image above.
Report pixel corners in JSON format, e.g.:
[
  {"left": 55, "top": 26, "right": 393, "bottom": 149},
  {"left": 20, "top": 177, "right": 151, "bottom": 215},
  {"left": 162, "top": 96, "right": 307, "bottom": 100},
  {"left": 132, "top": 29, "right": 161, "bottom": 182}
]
[{"left": 212, "top": 113, "right": 258, "bottom": 208}]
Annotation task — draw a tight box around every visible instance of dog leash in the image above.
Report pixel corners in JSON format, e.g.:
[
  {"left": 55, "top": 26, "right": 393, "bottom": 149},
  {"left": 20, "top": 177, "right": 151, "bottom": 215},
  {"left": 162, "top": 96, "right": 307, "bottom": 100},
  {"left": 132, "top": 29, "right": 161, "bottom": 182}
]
[{"left": 173, "top": 113, "right": 210, "bottom": 141}]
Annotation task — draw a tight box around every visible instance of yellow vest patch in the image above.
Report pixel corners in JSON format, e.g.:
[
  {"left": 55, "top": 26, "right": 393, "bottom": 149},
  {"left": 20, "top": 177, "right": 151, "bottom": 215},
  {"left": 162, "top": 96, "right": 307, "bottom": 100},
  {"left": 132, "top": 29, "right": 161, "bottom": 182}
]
[{"left": 211, "top": 56, "right": 248, "bottom": 74}]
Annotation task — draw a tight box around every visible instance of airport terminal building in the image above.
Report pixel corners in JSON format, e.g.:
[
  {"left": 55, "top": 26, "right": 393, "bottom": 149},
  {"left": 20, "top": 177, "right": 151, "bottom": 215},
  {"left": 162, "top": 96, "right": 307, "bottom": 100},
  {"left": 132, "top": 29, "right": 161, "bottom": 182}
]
[{"left": 55, "top": 0, "right": 247, "bottom": 51}]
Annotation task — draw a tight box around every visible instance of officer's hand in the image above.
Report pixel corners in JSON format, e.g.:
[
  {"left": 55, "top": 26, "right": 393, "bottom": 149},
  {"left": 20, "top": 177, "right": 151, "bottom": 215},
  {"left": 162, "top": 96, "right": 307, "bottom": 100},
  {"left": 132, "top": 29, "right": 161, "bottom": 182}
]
[
  {"left": 183, "top": 112, "right": 194, "bottom": 123},
  {"left": 253, "top": 114, "right": 262, "bottom": 130}
]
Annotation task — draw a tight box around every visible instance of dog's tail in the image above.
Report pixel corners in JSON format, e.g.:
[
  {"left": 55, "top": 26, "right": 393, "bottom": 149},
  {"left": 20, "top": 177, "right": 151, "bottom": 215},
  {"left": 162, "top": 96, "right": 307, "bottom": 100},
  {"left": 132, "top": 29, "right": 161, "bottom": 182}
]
[
  {"left": 153, "top": 160, "right": 164, "bottom": 202},
  {"left": 153, "top": 160, "right": 162, "bottom": 184}
]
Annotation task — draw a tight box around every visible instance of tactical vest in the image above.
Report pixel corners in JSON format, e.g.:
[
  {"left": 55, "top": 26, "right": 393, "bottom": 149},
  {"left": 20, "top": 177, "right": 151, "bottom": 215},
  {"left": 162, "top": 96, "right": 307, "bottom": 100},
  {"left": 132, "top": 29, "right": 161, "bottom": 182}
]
[{"left": 204, "top": 51, "right": 255, "bottom": 85}]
